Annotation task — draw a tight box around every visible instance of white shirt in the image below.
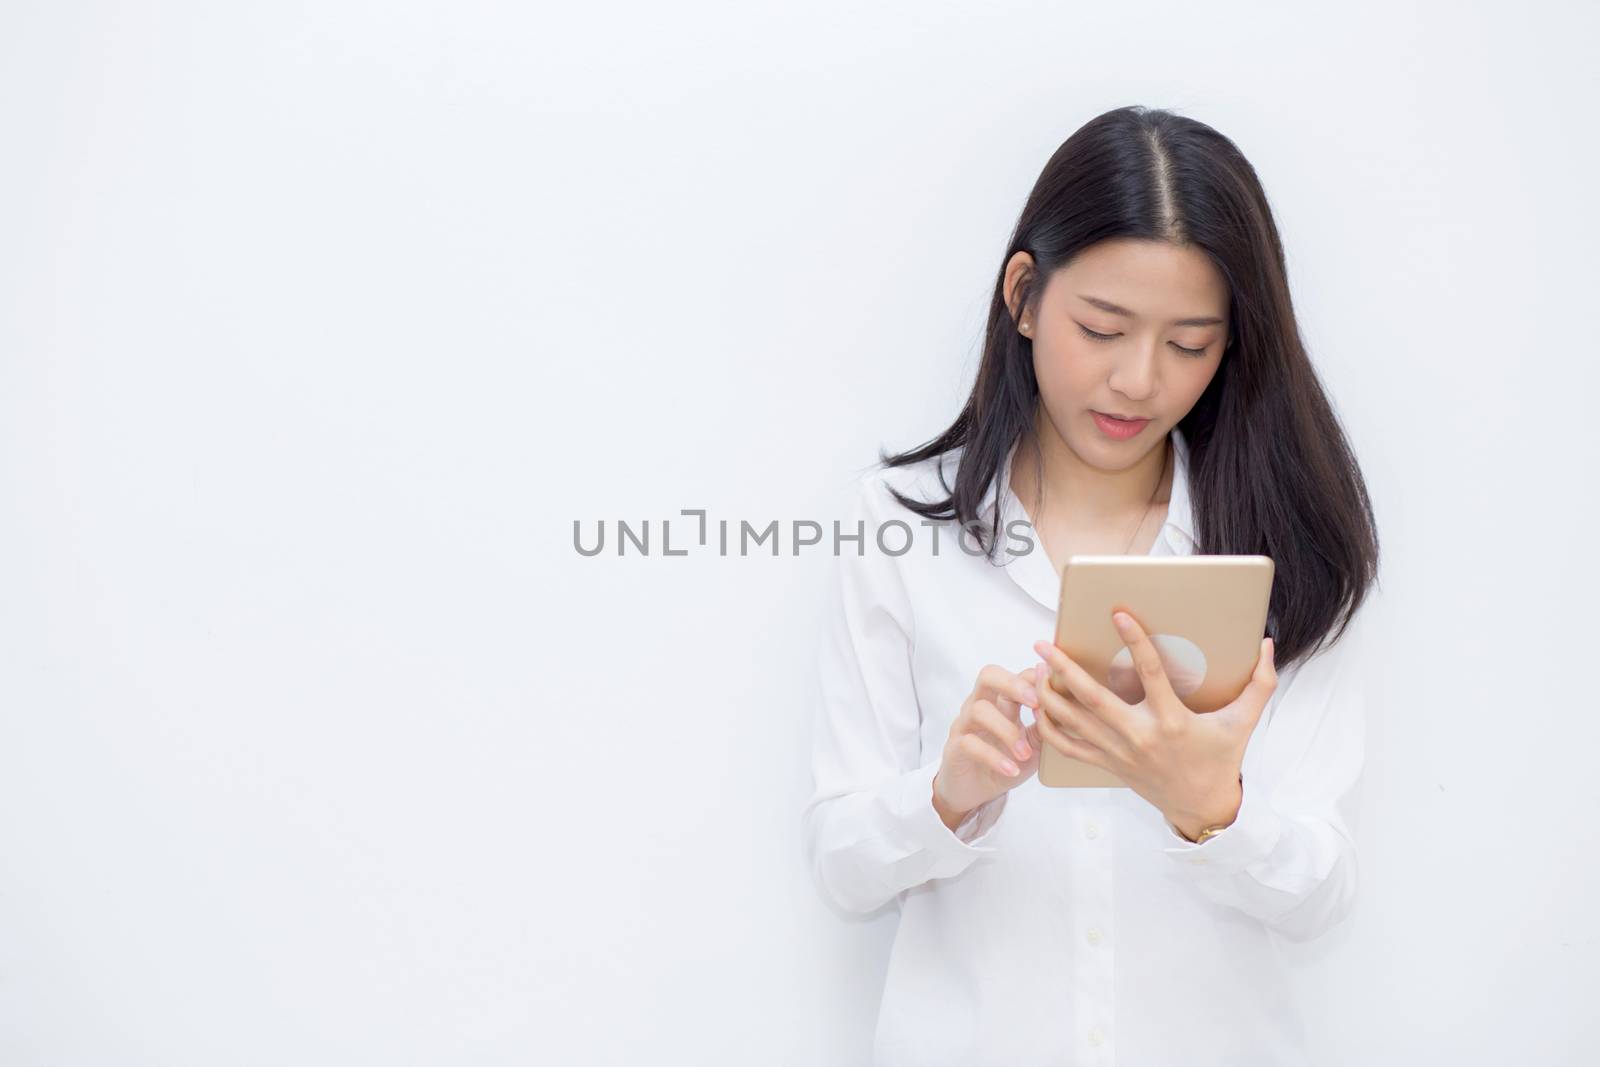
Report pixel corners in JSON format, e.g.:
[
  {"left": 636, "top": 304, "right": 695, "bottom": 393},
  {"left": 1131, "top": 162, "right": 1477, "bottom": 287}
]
[{"left": 801, "top": 428, "right": 1371, "bottom": 1066}]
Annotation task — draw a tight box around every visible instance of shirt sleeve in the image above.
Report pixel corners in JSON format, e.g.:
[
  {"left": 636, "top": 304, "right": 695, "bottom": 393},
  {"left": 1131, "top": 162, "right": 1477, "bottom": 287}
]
[
  {"left": 800, "top": 472, "right": 1007, "bottom": 917},
  {"left": 1156, "top": 603, "right": 1375, "bottom": 943}
]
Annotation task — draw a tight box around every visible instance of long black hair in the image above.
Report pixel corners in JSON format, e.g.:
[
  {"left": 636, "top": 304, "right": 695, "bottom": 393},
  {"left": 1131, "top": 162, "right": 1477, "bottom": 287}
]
[{"left": 880, "top": 105, "right": 1380, "bottom": 672}]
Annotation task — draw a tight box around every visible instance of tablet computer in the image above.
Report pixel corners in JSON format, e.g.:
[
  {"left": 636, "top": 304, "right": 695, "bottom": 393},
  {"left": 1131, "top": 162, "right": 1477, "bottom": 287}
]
[{"left": 1038, "top": 554, "right": 1274, "bottom": 789}]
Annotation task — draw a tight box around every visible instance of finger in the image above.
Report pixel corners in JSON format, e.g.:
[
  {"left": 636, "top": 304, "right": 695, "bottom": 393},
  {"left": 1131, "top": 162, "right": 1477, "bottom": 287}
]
[
  {"left": 992, "top": 689, "right": 1028, "bottom": 759},
  {"left": 1021, "top": 667, "right": 1045, "bottom": 751},
  {"left": 1032, "top": 687, "right": 1108, "bottom": 769},
  {"left": 994, "top": 662, "right": 1046, "bottom": 736},
  {"left": 958, "top": 730, "right": 1023, "bottom": 779},
  {"left": 1033, "top": 639, "right": 1130, "bottom": 738},
  {"left": 974, "top": 663, "right": 1041, "bottom": 723},
  {"left": 1235, "top": 637, "right": 1279, "bottom": 724},
  {"left": 1110, "top": 610, "right": 1184, "bottom": 724},
  {"left": 963, "top": 697, "right": 1028, "bottom": 765},
  {"left": 1013, "top": 663, "right": 1044, "bottom": 713},
  {"left": 968, "top": 697, "right": 1032, "bottom": 762},
  {"left": 1035, "top": 657, "right": 1126, "bottom": 758}
]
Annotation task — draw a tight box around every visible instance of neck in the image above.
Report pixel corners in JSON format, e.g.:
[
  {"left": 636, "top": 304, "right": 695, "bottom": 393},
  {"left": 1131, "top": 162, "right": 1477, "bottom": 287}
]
[{"left": 1015, "top": 405, "right": 1171, "bottom": 523}]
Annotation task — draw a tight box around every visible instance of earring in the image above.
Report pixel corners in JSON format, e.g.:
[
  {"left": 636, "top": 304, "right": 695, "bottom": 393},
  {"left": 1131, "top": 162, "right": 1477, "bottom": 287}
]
[{"left": 1020, "top": 321, "right": 1032, "bottom": 335}]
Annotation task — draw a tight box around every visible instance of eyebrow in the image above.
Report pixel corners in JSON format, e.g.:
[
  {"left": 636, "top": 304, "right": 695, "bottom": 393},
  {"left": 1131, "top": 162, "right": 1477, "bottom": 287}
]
[{"left": 1077, "top": 294, "right": 1225, "bottom": 328}]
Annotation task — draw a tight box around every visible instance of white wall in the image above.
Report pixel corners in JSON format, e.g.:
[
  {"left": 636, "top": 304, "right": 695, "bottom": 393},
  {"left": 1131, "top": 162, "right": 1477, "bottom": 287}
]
[{"left": 3, "top": 2, "right": 1596, "bottom": 1063}]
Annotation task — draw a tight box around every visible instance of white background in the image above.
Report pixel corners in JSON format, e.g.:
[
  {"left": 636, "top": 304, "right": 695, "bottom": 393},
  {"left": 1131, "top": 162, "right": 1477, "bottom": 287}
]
[{"left": 3, "top": 1, "right": 1597, "bottom": 1063}]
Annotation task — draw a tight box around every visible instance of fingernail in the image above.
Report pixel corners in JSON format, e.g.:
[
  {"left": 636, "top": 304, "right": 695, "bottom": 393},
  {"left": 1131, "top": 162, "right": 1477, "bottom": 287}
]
[
  {"left": 1001, "top": 758, "right": 1020, "bottom": 776},
  {"left": 1022, "top": 686, "right": 1040, "bottom": 707},
  {"left": 1113, "top": 611, "right": 1132, "bottom": 631},
  {"left": 1013, "top": 737, "right": 1032, "bottom": 760}
]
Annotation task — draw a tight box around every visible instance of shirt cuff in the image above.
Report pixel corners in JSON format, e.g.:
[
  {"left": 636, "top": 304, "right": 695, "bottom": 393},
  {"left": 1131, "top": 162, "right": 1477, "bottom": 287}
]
[
  {"left": 893, "top": 759, "right": 1007, "bottom": 877},
  {"left": 1160, "top": 774, "right": 1284, "bottom": 874}
]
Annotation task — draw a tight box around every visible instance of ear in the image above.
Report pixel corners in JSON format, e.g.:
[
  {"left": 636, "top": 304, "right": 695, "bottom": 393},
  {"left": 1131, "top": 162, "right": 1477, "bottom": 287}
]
[{"left": 1003, "top": 250, "right": 1035, "bottom": 324}]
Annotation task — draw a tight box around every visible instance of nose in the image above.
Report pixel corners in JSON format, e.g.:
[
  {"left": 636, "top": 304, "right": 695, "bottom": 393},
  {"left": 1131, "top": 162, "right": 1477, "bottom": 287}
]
[{"left": 1107, "top": 344, "right": 1159, "bottom": 402}]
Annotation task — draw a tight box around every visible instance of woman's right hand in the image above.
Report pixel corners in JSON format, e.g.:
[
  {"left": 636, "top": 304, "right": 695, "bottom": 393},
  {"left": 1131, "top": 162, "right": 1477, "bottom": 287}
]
[{"left": 931, "top": 663, "right": 1044, "bottom": 831}]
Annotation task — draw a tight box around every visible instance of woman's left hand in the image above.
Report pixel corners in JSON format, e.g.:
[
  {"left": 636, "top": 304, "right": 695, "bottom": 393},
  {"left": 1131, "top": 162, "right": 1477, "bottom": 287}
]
[{"left": 1031, "top": 611, "right": 1278, "bottom": 839}]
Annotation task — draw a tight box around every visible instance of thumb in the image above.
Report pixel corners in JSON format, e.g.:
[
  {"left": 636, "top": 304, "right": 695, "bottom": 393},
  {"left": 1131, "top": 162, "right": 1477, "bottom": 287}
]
[{"left": 1022, "top": 666, "right": 1044, "bottom": 750}]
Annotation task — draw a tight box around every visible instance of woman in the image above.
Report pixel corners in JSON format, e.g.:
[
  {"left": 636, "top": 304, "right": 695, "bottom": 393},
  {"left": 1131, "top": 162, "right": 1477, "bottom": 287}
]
[{"left": 801, "top": 105, "right": 1381, "bottom": 1066}]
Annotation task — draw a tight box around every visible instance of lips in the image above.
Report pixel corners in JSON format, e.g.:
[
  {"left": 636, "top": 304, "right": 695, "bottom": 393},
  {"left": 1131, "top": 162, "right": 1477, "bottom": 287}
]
[{"left": 1091, "top": 410, "right": 1151, "bottom": 440}]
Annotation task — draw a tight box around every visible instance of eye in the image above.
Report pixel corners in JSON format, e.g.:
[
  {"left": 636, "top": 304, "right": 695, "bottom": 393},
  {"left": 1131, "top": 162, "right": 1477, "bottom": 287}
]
[{"left": 1077, "top": 322, "right": 1210, "bottom": 358}]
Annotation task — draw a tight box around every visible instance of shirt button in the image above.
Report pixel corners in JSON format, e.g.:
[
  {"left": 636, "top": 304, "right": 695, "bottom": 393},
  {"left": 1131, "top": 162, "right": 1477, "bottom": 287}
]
[
  {"left": 1086, "top": 925, "right": 1103, "bottom": 946},
  {"left": 1084, "top": 820, "right": 1100, "bottom": 840},
  {"left": 1088, "top": 1026, "right": 1105, "bottom": 1047}
]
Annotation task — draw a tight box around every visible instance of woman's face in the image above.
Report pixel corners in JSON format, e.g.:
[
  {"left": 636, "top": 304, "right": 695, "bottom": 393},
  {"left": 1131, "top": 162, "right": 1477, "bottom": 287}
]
[{"left": 1007, "top": 238, "right": 1230, "bottom": 470}]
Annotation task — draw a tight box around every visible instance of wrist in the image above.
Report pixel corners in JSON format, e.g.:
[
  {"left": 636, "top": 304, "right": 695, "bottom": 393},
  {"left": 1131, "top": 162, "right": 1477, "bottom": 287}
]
[
  {"left": 930, "top": 773, "right": 970, "bottom": 832},
  {"left": 1167, "top": 773, "right": 1244, "bottom": 842}
]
